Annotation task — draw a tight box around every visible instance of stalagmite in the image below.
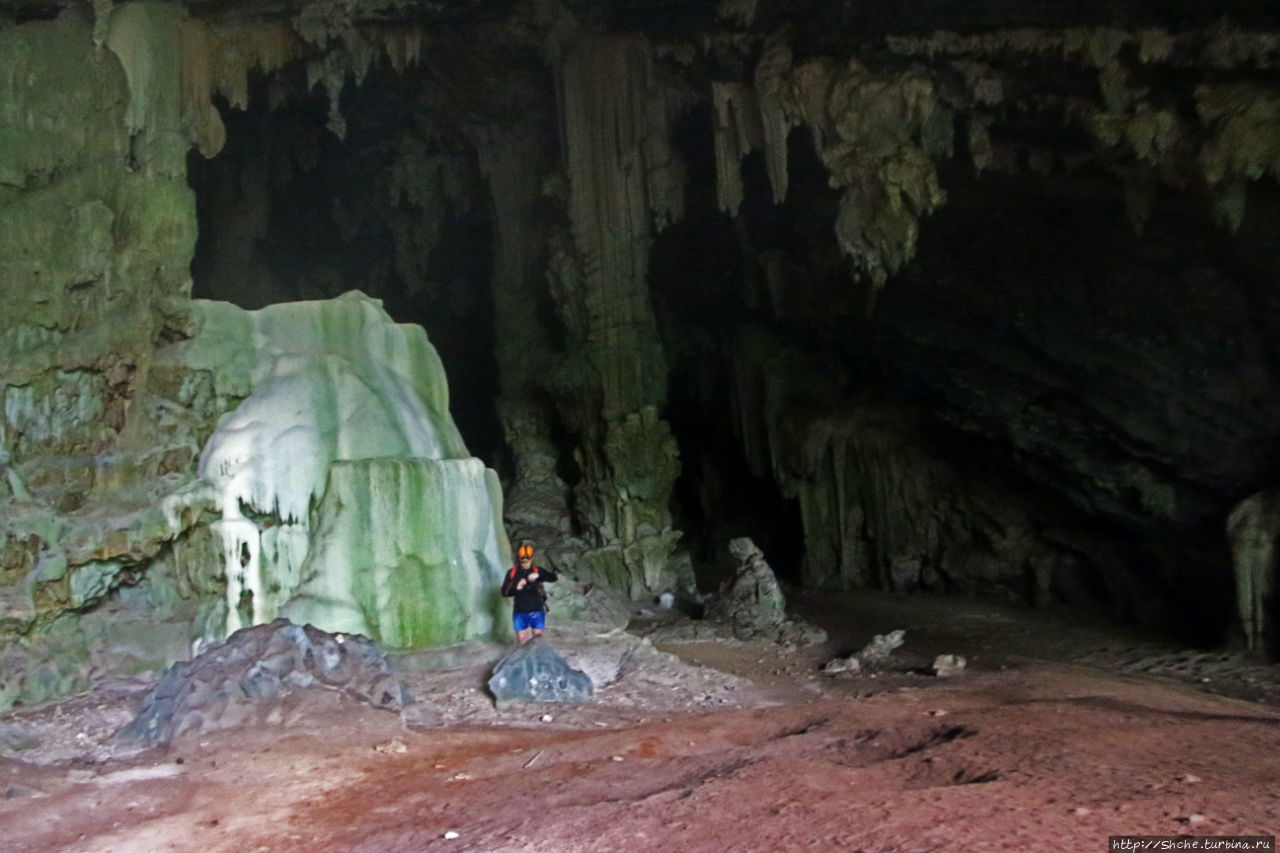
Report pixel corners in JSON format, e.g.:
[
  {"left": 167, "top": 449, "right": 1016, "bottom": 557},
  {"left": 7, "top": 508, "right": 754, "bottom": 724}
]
[{"left": 1227, "top": 490, "right": 1280, "bottom": 659}]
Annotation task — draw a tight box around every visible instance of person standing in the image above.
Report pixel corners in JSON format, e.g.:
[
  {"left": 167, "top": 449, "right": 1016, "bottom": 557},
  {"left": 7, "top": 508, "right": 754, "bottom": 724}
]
[{"left": 501, "top": 542, "right": 558, "bottom": 644}]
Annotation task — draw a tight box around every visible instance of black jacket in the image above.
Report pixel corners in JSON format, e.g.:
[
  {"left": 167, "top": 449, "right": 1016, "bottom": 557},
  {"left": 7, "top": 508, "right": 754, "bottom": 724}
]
[{"left": 501, "top": 564, "right": 558, "bottom": 614}]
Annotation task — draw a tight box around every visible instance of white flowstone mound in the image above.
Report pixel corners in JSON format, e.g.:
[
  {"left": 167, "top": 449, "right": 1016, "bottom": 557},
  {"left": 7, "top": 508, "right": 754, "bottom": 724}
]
[{"left": 172, "top": 291, "right": 509, "bottom": 648}]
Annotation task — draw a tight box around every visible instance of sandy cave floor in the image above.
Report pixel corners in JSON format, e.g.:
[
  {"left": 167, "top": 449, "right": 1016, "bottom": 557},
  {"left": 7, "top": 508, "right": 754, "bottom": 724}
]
[{"left": 2, "top": 590, "right": 1279, "bottom": 853}]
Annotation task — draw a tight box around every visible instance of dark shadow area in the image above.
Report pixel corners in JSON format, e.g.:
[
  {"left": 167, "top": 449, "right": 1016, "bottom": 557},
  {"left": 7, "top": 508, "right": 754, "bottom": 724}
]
[{"left": 187, "top": 70, "right": 504, "bottom": 464}]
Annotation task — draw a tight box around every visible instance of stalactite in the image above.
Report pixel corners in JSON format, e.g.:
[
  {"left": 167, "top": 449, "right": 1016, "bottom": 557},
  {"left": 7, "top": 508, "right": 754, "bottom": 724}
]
[
  {"left": 1197, "top": 83, "right": 1280, "bottom": 230},
  {"left": 754, "top": 34, "right": 794, "bottom": 205},
  {"left": 174, "top": 17, "right": 303, "bottom": 158},
  {"left": 104, "top": 2, "right": 184, "bottom": 163},
  {"left": 177, "top": 9, "right": 430, "bottom": 155},
  {"left": 884, "top": 24, "right": 1280, "bottom": 237},
  {"left": 951, "top": 59, "right": 1004, "bottom": 107},
  {"left": 717, "top": 0, "right": 757, "bottom": 28},
  {"left": 886, "top": 26, "right": 1280, "bottom": 68},
  {"left": 753, "top": 48, "right": 949, "bottom": 286},
  {"left": 382, "top": 26, "right": 427, "bottom": 73},
  {"left": 711, "top": 81, "right": 762, "bottom": 216}
]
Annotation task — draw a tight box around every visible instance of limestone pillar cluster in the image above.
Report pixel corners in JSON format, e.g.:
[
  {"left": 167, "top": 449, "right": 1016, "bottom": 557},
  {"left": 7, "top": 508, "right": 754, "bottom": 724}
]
[{"left": 542, "top": 35, "right": 685, "bottom": 599}]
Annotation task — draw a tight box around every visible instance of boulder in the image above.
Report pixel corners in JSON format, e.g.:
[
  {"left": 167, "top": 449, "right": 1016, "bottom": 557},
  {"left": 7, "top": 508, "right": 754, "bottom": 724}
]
[
  {"left": 487, "top": 638, "right": 593, "bottom": 707},
  {"left": 117, "top": 618, "right": 407, "bottom": 747}
]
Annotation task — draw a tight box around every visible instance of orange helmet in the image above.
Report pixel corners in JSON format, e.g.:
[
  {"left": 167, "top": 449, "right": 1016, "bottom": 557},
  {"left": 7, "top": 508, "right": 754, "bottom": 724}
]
[{"left": 517, "top": 543, "right": 534, "bottom": 560}]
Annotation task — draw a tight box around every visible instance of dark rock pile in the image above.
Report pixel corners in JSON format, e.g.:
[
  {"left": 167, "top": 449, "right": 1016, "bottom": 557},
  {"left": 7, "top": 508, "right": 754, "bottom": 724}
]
[{"left": 117, "top": 619, "right": 408, "bottom": 747}]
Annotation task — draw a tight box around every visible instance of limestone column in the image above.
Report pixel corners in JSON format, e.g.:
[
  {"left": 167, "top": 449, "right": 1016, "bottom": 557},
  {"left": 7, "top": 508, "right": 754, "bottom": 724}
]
[{"left": 550, "top": 35, "right": 683, "bottom": 598}]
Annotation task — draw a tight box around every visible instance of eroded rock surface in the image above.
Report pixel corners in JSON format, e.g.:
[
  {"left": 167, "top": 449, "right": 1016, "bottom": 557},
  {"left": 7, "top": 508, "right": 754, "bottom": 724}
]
[{"left": 117, "top": 618, "right": 406, "bottom": 747}]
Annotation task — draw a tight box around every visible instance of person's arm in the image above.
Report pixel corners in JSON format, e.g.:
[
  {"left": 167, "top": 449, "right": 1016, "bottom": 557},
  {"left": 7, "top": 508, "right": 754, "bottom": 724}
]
[
  {"left": 536, "top": 565, "right": 558, "bottom": 583},
  {"left": 501, "top": 568, "right": 520, "bottom": 597}
]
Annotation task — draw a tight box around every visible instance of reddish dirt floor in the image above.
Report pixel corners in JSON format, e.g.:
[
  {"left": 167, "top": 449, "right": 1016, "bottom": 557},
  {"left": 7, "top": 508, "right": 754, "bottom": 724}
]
[{"left": 3, "top": 591, "right": 1279, "bottom": 853}]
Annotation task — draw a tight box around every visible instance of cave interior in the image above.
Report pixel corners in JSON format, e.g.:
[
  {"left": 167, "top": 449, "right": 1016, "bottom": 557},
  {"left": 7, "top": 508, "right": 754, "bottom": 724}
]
[{"left": 3, "top": 0, "right": 1280, "bottom": 711}]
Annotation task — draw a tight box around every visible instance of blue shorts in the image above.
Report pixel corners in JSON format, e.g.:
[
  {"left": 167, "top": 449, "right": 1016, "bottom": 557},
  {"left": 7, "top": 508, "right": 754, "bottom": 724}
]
[{"left": 513, "top": 611, "right": 546, "bottom": 632}]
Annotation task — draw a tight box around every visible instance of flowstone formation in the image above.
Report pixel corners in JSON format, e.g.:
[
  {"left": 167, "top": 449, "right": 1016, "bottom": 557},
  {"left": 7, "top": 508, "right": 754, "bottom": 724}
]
[
  {"left": 1, "top": 282, "right": 509, "bottom": 709},
  {"left": 161, "top": 291, "right": 510, "bottom": 649}
]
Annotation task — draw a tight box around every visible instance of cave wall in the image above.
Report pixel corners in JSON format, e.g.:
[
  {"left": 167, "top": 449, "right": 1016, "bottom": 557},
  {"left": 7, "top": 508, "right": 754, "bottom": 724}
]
[{"left": 0, "top": 9, "right": 201, "bottom": 706}]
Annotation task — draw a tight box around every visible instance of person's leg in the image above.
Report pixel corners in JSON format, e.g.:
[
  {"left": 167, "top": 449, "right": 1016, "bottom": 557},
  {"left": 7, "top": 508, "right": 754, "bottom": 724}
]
[
  {"left": 528, "top": 610, "right": 546, "bottom": 641},
  {"left": 513, "top": 612, "right": 534, "bottom": 645}
]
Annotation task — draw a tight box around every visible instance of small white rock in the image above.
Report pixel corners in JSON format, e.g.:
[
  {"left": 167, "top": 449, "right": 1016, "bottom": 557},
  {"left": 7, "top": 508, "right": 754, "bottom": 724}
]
[
  {"left": 443, "top": 830, "right": 460, "bottom": 840},
  {"left": 540, "top": 714, "right": 554, "bottom": 723}
]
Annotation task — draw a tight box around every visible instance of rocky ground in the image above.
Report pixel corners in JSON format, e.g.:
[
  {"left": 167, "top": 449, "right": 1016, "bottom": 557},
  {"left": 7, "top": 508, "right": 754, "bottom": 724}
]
[{"left": 1, "top": 590, "right": 1278, "bottom": 852}]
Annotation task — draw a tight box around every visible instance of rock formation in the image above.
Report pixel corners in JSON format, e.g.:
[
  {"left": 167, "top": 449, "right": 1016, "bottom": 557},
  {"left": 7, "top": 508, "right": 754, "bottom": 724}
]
[
  {"left": 118, "top": 618, "right": 406, "bottom": 748},
  {"left": 1227, "top": 491, "right": 1280, "bottom": 659},
  {"left": 702, "top": 538, "right": 826, "bottom": 645},
  {"left": 487, "top": 637, "right": 593, "bottom": 707}
]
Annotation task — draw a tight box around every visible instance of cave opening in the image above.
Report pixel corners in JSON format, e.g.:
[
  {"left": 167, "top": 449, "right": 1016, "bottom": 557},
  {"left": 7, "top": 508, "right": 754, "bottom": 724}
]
[
  {"left": 186, "top": 66, "right": 505, "bottom": 467},
  {"left": 650, "top": 103, "right": 819, "bottom": 588},
  {"left": 647, "top": 51, "right": 1280, "bottom": 651}
]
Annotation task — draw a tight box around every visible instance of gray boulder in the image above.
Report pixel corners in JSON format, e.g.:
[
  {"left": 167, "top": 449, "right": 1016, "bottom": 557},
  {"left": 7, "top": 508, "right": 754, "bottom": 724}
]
[{"left": 487, "top": 639, "right": 593, "bottom": 707}]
